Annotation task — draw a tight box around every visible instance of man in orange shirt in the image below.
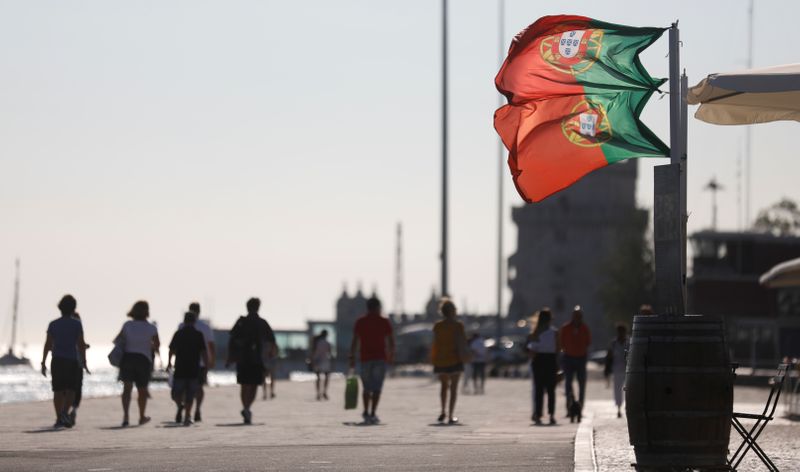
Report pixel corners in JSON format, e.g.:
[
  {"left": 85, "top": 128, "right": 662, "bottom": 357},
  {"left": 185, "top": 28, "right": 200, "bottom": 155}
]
[{"left": 559, "top": 306, "right": 591, "bottom": 413}]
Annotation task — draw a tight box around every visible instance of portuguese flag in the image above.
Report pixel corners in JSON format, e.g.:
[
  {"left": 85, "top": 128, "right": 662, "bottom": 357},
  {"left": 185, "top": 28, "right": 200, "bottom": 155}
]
[{"left": 494, "top": 15, "right": 669, "bottom": 202}]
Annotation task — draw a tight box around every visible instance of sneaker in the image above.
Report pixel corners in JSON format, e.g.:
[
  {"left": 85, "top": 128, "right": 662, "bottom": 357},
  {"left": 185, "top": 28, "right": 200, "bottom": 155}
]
[
  {"left": 121, "top": 418, "right": 129, "bottom": 427},
  {"left": 60, "top": 412, "right": 74, "bottom": 429},
  {"left": 241, "top": 409, "right": 252, "bottom": 425},
  {"left": 183, "top": 417, "right": 193, "bottom": 427},
  {"left": 362, "top": 412, "right": 370, "bottom": 424},
  {"left": 194, "top": 410, "right": 202, "bottom": 422},
  {"left": 369, "top": 415, "right": 380, "bottom": 425},
  {"left": 53, "top": 418, "right": 64, "bottom": 429},
  {"left": 175, "top": 407, "right": 183, "bottom": 424},
  {"left": 448, "top": 417, "right": 459, "bottom": 425}
]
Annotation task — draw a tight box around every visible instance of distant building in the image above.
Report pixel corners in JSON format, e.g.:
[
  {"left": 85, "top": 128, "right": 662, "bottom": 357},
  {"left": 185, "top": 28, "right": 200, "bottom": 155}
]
[
  {"left": 335, "top": 286, "right": 368, "bottom": 359},
  {"left": 688, "top": 230, "right": 800, "bottom": 367},
  {"left": 507, "top": 160, "right": 646, "bottom": 347}
]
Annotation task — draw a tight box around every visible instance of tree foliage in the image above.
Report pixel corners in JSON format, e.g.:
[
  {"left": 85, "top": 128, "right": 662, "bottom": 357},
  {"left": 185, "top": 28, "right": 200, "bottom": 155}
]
[{"left": 753, "top": 198, "right": 800, "bottom": 236}]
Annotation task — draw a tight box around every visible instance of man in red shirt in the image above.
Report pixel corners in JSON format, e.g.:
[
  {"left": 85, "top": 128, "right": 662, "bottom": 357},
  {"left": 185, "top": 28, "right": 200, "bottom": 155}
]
[
  {"left": 349, "top": 297, "right": 395, "bottom": 425},
  {"left": 559, "top": 305, "right": 592, "bottom": 413}
]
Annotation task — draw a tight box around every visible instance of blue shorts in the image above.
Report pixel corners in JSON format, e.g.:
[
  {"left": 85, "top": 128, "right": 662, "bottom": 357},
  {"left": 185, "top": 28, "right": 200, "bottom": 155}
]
[
  {"left": 360, "top": 360, "right": 387, "bottom": 393},
  {"left": 171, "top": 377, "right": 199, "bottom": 404}
]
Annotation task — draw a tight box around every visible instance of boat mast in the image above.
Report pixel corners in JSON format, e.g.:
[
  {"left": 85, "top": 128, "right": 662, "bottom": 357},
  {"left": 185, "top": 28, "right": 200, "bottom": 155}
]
[{"left": 10, "top": 258, "right": 19, "bottom": 355}]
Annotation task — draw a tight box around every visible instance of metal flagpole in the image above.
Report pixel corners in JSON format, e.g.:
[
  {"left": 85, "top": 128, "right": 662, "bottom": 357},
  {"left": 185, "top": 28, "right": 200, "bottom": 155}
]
[
  {"left": 654, "top": 22, "right": 686, "bottom": 316},
  {"left": 441, "top": 0, "right": 449, "bottom": 298},
  {"left": 495, "top": 0, "right": 504, "bottom": 341}
]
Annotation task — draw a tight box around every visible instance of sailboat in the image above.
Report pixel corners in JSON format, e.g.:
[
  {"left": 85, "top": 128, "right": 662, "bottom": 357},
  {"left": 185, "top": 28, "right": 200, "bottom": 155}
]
[{"left": 0, "top": 258, "right": 31, "bottom": 367}]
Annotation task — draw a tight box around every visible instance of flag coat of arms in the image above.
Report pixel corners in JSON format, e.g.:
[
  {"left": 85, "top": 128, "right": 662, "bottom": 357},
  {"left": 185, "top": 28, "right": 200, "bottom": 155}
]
[{"left": 494, "top": 15, "right": 669, "bottom": 202}]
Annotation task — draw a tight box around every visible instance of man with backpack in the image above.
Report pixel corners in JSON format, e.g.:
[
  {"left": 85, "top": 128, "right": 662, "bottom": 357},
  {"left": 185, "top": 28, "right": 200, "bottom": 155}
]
[{"left": 226, "top": 297, "right": 276, "bottom": 424}]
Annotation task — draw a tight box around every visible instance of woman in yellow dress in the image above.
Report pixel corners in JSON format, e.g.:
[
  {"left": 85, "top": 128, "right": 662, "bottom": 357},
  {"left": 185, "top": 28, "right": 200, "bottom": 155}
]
[{"left": 430, "top": 298, "right": 469, "bottom": 424}]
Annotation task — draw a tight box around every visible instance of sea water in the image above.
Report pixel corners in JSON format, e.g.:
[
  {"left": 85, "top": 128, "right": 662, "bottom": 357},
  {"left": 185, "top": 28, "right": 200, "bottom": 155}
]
[
  {"left": 0, "top": 344, "right": 335, "bottom": 404},
  {"left": 0, "top": 343, "right": 239, "bottom": 404}
]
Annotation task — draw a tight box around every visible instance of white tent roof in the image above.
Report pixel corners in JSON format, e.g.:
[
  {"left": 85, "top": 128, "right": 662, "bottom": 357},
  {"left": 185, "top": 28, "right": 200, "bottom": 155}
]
[
  {"left": 687, "top": 63, "right": 800, "bottom": 125},
  {"left": 760, "top": 256, "right": 800, "bottom": 289}
]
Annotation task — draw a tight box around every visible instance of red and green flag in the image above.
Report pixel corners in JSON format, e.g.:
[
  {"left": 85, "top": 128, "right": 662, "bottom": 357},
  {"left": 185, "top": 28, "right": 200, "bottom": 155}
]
[{"left": 494, "top": 15, "right": 669, "bottom": 202}]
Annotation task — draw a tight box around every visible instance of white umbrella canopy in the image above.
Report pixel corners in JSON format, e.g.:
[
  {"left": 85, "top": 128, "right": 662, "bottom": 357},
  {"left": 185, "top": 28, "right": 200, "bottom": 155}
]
[
  {"left": 687, "top": 63, "right": 800, "bottom": 125},
  {"left": 760, "top": 257, "right": 800, "bottom": 289}
]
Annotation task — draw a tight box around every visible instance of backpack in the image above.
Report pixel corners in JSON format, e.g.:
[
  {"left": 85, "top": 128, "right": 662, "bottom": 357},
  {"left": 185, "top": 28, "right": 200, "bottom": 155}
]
[{"left": 229, "top": 316, "right": 264, "bottom": 365}]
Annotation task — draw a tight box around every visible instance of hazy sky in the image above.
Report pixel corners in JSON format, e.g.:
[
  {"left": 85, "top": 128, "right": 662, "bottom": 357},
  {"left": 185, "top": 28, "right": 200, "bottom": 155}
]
[{"left": 2, "top": 0, "right": 798, "bottom": 346}]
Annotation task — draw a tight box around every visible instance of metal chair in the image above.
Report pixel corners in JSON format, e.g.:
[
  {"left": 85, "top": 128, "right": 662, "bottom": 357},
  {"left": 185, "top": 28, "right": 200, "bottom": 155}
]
[{"left": 728, "top": 363, "right": 788, "bottom": 471}]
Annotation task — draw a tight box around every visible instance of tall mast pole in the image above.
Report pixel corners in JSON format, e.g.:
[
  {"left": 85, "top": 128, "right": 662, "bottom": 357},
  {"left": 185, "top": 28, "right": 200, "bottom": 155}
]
[
  {"left": 744, "top": 0, "right": 754, "bottom": 226},
  {"left": 11, "top": 258, "right": 19, "bottom": 354},
  {"left": 495, "top": 0, "right": 505, "bottom": 341},
  {"left": 654, "top": 23, "right": 686, "bottom": 316},
  {"left": 441, "top": 0, "right": 449, "bottom": 298}
]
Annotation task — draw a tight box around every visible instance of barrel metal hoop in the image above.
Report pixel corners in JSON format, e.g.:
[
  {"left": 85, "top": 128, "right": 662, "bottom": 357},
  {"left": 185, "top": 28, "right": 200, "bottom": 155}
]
[{"left": 629, "top": 336, "right": 723, "bottom": 343}]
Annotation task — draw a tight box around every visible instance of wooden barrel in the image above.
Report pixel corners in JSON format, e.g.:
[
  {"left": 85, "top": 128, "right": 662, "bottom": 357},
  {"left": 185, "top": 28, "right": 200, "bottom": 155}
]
[{"left": 625, "top": 314, "right": 734, "bottom": 469}]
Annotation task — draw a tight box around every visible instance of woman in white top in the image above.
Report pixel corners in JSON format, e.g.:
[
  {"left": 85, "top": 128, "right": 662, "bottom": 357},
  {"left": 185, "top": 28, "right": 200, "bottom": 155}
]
[
  {"left": 311, "top": 330, "right": 332, "bottom": 400},
  {"left": 114, "top": 301, "right": 160, "bottom": 427},
  {"left": 605, "top": 323, "right": 629, "bottom": 418},
  {"left": 526, "top": 308, "right": 560, "bottom": 425}
]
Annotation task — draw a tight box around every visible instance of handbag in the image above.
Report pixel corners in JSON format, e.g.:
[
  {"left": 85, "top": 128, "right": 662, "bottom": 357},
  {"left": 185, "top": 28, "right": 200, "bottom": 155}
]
[
  {"left": 108, "top": 331, "right": 125, "bottom": 367},
  {"left": 344, "top": 370, "right": 359, "bottom": 410}
]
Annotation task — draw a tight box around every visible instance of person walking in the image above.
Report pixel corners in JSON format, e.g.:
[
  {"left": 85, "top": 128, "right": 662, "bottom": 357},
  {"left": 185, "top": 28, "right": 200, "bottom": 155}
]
[
  {"left": 167, "top": 312, "right": 209, "bottom": 426},
  {"left": 310, "top": 330, "right": 332, "bottom": 400},
  {"left": 469, "top": 333, "right": 488, "bottom": 395},
  {"left": 226, "top": 297, "right": 275, "bottom": 424},
  {"left": 527, "top": 308, "right": 559, "bottom": 425},
  {"left": 430, "top": 298, "right": 468, "bottom": 424},
  {"left": 114, "top": 300, "right": 160, "bottom": 427},
  {"left": 176, "top": 302, "right": 215, "bottom": 422},
  {"left": 559, "top": 305, "right": 591, "bottom": 414},
  {"left": 41, "top": 295, "right": 88, "bottom": 428},
  {"left": 349, "top": 296, "right": 394, "bottom": 425},
  {"left": 605, "top": 323, "right": 629, "bottom": 418},
  {"left": 68, "top": 311, "right": 90, "bottom": 426}
]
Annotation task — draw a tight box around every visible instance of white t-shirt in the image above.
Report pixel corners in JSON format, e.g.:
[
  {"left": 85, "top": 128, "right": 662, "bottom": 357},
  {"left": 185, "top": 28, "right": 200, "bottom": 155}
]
[
  {"left": 610, "top": 338, "right": 628, "bottom": 371},
  {"left": 313, "top": 339, "right": 331, "bottom": 364},
  {"left": 527, "top": 328, "right": 558, "bottom": 354},
  {"left": 121, "top": 320, "right": 159, "bottom": 361},
  {"left": 178, "top": 319, "right": 214, "bottom": 367},
  {"left": 470, "top": 337, "right": 488, "bottom": 363}
]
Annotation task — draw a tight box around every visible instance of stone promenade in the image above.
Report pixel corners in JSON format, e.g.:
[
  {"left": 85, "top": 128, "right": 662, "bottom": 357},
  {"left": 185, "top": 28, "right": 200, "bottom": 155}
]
[
  {"left": 0, "top": 376, "right": 577, "bottom": 471},
  {"left": 2, "top": 372, "right": 798, "bottom": 471}
]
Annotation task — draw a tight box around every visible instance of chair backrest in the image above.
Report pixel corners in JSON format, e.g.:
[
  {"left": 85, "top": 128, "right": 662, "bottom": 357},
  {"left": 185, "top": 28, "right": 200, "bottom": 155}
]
[{"left": 763, "top": 363, "right": 789, "bottom": 420}]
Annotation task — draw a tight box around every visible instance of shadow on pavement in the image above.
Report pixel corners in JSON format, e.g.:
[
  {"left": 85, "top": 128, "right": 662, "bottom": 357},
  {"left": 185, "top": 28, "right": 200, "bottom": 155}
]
[
  {"left": 428, "top": 423, "right": 465, "bottom": 427},
  {"left": 214, "top": 422, "right": 266, "bottom": 427},
  {"left": 23, "top": 428, "right": 64, "bottom": 434},
  {"left": 342, "top": 422, "right": 385, "bottom": 427}
]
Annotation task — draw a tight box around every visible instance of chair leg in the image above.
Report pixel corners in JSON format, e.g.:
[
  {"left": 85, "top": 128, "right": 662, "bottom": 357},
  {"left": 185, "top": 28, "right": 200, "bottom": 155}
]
[
  {"left": 729, "top": 417, "right": 778, "bottom": 471},
  {"left": 728, "top": 418, "right": 753, "bottom": 467}
]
